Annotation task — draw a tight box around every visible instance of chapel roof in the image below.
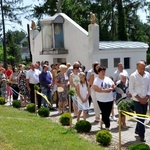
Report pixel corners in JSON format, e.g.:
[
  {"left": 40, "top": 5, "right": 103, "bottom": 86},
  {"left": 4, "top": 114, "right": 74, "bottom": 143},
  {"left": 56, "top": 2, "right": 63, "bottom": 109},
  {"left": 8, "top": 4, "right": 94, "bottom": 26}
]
[{"left": 99, "top": 41, "right": 149, "bottom": 50}]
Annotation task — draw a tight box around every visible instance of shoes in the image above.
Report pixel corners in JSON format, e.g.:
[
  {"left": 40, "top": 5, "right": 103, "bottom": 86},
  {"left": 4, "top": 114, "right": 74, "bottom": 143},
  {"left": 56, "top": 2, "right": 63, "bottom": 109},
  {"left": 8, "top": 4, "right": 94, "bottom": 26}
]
[
  {"left": 49, "top": 107, "right": 57, "bottom": 111},
  {"left": 112, "top": 116, "right": 117, "bottom": 121},
  {"left": 140, "top": 138, "right": 146, "bottom": 142},
  {"left": 73, "top": 115, "right": 77, "bottom": 118},
  {"left": 121, "top": 125, "right": 128, "bottom": 129},
  {"left": 110, "top": 116, "right": 117, "bottom": 121},
  {"left": 105, "top": 128, "right": 109, "bottom": 131},
  {"left": 95, "top": 117, "right": 100, "bottom": 121},
  {"left": 100, "top": 120, "right": 104, "bottom": 129},
  {"left": 135, "top": 131, "right": 139, "bottom": 135}
]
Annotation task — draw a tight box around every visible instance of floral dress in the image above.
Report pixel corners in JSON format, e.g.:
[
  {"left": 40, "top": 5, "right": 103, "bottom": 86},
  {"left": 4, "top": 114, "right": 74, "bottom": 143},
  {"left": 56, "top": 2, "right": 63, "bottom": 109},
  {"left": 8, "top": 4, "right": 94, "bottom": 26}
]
[
  {"left": 18, "top": 71, "right": 28, "bottom": 95},
  {"left": 56, "top": 72, "right": 68, "bottom": 101},
  {"left": 0, "top": 73, "right": 6, "bottom": 97}
]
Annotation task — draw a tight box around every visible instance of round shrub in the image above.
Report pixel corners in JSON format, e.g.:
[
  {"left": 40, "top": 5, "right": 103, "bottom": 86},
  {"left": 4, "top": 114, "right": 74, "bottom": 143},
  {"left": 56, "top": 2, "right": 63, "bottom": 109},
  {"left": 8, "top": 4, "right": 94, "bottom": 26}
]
[
  {"left": 75, "top": 120, "right": 91, "bottom": 133},
  {"left": 59, "top": 112, "right": 72, "bottom": 126},
  {"left": 26, "top": 103, "right": 35, "bottom": 113},
  {"left": 96, "top": 130, "right": 112, "bottom": 146},
  {"left": 128, "top": 143, "right": 150, "bottom": 150},
  {"left": 12, "top": 100, "right": 21, "bottom": 108},
  {"left": 38, "top": 107, "right": 50, "bottom": 117},
  {"left": 0, "top": 97, "right": 5, "bottom": 105}
]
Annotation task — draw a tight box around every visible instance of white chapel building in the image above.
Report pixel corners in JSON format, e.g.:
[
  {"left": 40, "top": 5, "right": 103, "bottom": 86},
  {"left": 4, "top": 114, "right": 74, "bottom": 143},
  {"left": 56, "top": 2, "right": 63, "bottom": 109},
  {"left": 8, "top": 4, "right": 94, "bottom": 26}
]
[{"left": 29, "top": 13, "right": 149, "bottom": 76}]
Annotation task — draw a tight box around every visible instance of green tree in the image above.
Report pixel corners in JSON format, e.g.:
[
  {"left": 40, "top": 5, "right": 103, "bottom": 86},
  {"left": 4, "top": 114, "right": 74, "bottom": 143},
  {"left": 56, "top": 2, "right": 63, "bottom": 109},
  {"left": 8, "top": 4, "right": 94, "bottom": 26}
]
[
  {"left": 117, "top": 0, "right": 127, "bottom": 40},
  {"left": 30, "top": 0, "right": 149, "bottom": 42},
  {"left": 0, "top": 0, "right": 30, "bottom": 68},
  {"left": 5, "top": 30, "right": 22, "bottom": 66}
]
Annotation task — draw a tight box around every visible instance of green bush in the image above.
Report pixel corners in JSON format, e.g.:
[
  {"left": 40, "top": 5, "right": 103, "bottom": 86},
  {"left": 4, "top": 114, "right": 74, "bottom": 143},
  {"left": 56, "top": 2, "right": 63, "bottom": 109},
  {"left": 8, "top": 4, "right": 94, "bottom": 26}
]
[
  {"left": 38, "top": 107, "right": 50, "bottom": 117},
  {"left": 0, "top": 97, "right": 5, "bottom": 105},
  {"left": 12, "top": 100, "right": 21, "bottom": 108},
  {"left": 75, "top": 120, "right": 91, "bottom": 133},
  {"left": 128, "top": 143, "right": 150, "bottom": 150},
  {"left": 59, "top": 112, "right": 72, "bottom": 126},
  {"left": 96, "top": 130, "right": 112, "bottom": 146},
  {"left": 26, "top": 103, "right": 35, "bottom": 113}
]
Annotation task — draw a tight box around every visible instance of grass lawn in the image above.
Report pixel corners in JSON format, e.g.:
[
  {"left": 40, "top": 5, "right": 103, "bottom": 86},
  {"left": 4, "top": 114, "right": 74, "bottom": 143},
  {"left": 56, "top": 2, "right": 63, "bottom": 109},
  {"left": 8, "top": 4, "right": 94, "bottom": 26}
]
[{"left": 0, "top": 106, "right": 104, "bottom": 150}]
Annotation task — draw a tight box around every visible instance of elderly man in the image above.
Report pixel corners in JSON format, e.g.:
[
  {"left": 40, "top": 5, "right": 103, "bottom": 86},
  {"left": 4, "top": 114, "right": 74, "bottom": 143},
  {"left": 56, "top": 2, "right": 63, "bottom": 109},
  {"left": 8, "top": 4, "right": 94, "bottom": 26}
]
[
  {"left": 26, "top": 63, "right": 41, "bottom": 104},
  {"left": 113, "top": 62, "right": 128, "bottom": 84},
  {"left": 129, "top": 61, "right": 150, "bottom": 142},
  {"left": 39, "top": 65, "right": 54, "bottom": 109}
]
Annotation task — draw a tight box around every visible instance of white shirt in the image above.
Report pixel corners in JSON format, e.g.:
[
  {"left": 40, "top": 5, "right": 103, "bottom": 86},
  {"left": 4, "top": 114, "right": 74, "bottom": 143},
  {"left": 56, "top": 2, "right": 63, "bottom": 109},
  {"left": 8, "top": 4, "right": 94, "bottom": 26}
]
[
  {"left": 26, "top": 69, "right": 41, "bottom": 84},
  {"left": 86, "top": 68, "right": 94, "bottom": 81},
  {"left": 129, "top": 70, "right": 150, "bottom": 102},
  {"left": 93, "top": 76, "right": 114, "bottom": 102},
  {"left": 113, "top": 69, "right": 128, "bottom": 82}
]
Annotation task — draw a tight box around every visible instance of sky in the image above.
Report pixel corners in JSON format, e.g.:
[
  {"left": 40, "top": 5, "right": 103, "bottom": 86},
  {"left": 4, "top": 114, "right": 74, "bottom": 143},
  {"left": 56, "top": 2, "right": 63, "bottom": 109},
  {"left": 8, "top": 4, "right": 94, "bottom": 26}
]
[{"left": 5, "top": 0, "right": 150, "bottom": 33}]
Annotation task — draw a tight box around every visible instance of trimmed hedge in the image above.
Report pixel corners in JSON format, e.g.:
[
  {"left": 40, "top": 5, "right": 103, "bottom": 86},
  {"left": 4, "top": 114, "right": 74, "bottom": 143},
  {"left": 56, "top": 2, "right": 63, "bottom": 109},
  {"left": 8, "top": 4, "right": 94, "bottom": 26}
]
[
  {"left": 38, "top": 107, "right": 50, "bottom": 117},
  {"left": 59, "top": 112, "right": 72, "bottom": 126},
  {"left": 75, "top": 120, "right": 91, "bottom": 133},
  {"left": 96, "top": 130, "right": 112, "bottom": 146}
]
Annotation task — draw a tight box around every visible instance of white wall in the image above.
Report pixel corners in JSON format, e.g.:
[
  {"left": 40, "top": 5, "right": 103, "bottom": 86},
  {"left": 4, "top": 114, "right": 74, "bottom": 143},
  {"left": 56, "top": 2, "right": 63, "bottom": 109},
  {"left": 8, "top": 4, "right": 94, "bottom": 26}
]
[
  {"left": 92, "top": 48, "right": 147, "bottom": 76},
  {"left": 30, "top": 13, "right": 91, "bottom": 70}
]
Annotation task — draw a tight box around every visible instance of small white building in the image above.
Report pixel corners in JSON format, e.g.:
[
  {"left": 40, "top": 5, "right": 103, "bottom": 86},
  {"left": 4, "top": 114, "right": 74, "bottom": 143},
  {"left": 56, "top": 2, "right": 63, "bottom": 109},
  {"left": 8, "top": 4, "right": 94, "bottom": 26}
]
[{"left": 29, "top": 13, "right": 149, "bottom": 76}]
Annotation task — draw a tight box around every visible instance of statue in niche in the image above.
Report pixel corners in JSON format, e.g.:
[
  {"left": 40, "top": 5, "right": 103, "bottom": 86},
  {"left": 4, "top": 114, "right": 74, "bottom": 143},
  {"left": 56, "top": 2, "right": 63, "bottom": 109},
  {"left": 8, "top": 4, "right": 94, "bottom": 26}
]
[
  {"left": 31, "top": 20, "right": 37, "bottom": 30},
  {"left": 90, "top": 12, "right": 96, "bottom": 24}
]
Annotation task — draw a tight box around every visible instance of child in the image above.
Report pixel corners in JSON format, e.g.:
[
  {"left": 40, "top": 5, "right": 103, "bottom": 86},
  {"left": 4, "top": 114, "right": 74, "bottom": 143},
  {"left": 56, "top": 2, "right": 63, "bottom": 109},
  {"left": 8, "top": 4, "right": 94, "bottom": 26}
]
[
  {"left": 76, "top": 72, "right": 90, "bottom": 121},
  {"left": 6, "top": 82, "right": 13, "bottom": 104}
]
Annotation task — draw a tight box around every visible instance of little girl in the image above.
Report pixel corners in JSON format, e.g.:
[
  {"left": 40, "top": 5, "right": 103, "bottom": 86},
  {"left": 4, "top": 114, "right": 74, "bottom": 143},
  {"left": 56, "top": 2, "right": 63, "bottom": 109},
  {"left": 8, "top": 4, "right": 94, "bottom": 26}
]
[{"left": 76, "top": 72, "right": 89, "bottom": 121}]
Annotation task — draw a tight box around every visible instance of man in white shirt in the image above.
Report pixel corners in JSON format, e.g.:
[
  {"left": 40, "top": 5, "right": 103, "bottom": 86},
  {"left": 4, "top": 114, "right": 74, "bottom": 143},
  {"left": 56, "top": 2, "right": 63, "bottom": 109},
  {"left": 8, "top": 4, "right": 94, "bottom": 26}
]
[
  {"left": 113, "top": 62, "right": 128, "bottom": 84},
  {"left": 129, "top": 61, "right": 150, "bottom": 142},
  {"left": 26, "top": 63, "right": 41, "bottom": 104}
]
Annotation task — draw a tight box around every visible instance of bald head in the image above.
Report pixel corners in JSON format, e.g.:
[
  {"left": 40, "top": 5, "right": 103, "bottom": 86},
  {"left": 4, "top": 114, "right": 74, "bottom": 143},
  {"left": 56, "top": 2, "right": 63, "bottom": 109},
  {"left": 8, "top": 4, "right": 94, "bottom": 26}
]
[{"left": 136, "top": 61, "right": 146, "bottom": 76}]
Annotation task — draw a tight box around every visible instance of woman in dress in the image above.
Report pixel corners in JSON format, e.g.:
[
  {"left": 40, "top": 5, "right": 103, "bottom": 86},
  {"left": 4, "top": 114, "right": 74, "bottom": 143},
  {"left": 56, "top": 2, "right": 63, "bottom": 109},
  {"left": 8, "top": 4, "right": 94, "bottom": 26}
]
[
  {"left": 18, "top": 64, "right": 28, "bottom": 106},
  {"left": 76, "top": 72, "right": 90, "bottom": 121},
  {"left": 89, "top": 62, "right": 101, "bottom": 122},
  {"left": 55, "top": 64, "right": 69, "bottom": 114},
  {"left": 0, "top": 68, "right": 7, "bottom": 98},
  {"left": 69, "top": 63, "right": 80, "bottom": 117},
  {"left": 9, "top": 67, "right": 19, "bottom": 100},
  {"left": 93, "top": 67, "right": 115, "bottom": 130}
]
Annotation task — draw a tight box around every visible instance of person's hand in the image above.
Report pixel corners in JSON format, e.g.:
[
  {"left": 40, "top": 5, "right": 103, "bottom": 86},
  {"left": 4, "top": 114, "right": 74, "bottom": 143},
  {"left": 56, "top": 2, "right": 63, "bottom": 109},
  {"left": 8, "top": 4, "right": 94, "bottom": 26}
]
[
  {"left": 27, "top": 86, "right": 31, "bottom": 91},
  {"left": 48, "top": 84, "right": 53, "bottom": 88},
  {"left": 139, "top": 98, "right": 148, "bottom": 105},
  {"left": 105, "top": 88, "right": 113, "bottom": 93}
]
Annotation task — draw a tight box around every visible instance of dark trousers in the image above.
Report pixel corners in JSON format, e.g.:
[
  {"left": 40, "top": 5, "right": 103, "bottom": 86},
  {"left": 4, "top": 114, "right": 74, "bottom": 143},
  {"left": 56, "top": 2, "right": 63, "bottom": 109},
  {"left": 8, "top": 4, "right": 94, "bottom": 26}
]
[
  {"left": 11, "top": 85, "right": 19, "bottom": 100},
  {"left": 29, "top": 83, "right": 41, "bottom": 108},
  {"left": 29, "top": 83, "right": 35, "bottom": 103},
  {"left": 134, "top": 101, "right": 148, "bottom": 138},
  {"left": 97, "top": 101, "right": 113, "bottom": 128}
]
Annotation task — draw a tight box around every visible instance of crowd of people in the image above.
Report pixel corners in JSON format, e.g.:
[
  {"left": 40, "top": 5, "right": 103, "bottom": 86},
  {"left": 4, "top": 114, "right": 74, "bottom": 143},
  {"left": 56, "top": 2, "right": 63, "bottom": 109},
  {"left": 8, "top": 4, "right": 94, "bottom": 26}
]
[{"left": 0, "top": 60, "right": 150, "bottom": 142}]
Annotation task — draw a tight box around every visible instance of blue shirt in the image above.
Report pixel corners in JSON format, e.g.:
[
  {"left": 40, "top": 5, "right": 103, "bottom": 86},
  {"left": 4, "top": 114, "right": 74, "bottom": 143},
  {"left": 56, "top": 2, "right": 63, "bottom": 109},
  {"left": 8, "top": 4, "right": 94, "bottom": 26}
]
[{"left": 39, "top": 71, "right": 53, "bottom": 88}]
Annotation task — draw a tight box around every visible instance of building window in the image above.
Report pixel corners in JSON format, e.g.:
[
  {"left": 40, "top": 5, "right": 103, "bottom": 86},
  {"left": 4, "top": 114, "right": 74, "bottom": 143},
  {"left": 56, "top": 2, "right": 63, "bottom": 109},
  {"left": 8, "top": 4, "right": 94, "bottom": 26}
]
[
  {"left": 100, "top": 59, "right": 108, "bottom": 68},
  {"left": 114, "top": 58, "right": 120, "bottom": 67},
  {"left": 124, "top": 57, "right": 130, "bottom": 69}
]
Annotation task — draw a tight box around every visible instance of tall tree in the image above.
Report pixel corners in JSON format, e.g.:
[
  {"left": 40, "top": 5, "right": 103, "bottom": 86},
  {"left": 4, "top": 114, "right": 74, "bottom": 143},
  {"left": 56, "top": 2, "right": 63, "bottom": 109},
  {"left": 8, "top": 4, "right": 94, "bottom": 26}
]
[
  {"left": 31, "top": 0, "right": 149, "bottom": 42},
  {"left": 0, "top": 0, "right": 30, "bottom": 68},
  {"left": 117, "top": 0, "right": 127, "bottom": 40},
  {"left": 6, "top": 30, "right": 22, "bottom": 66}
]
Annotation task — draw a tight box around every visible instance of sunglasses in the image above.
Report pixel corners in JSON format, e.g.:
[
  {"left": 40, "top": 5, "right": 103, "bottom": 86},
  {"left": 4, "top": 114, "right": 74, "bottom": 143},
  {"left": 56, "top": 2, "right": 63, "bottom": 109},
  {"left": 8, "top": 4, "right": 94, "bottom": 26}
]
[{"left": 74, "top": 67, "right": 79, "bottom": 69}]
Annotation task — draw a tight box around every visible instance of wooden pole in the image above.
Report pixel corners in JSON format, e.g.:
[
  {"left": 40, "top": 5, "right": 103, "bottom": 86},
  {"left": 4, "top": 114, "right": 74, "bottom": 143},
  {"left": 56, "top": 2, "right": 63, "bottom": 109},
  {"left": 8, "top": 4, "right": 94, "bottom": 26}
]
[
  {"left": 118, "top": 110, "right": 122, "bottom": 150},
  {"left": 34, "top": 90, "right": 38, "bottom": 115},
  {"left": 69, "top": 95, "right": 72, "bottom": 129}
]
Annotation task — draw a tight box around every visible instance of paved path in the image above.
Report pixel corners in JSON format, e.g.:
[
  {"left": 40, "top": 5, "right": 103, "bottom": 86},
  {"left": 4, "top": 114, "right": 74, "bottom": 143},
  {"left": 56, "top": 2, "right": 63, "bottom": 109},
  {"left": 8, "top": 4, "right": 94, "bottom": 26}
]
[{"left": 49, "top": 103, "right": 150, "bottom": 149}]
